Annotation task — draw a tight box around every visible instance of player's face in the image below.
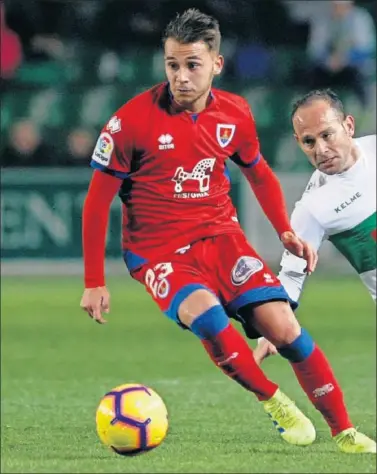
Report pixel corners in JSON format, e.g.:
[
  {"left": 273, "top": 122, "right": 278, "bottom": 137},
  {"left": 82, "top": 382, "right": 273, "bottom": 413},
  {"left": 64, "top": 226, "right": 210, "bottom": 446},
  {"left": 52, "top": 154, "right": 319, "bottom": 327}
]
[
  {"left": 293, "top": 101, "right": 357, "bottom": 175},
  {"left": 164, "top": 38, "right": 223, "bottom": 112}
]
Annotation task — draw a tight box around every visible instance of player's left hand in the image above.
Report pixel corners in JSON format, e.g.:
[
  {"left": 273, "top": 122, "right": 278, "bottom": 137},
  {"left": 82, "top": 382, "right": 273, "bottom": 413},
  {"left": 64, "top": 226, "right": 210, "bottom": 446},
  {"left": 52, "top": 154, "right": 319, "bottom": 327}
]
[
  {"left": 280, "top": 231, "right": 318, "bottom": 274},
  {"left": 80, "top": 286, "right": 110, "bottom": 324}
]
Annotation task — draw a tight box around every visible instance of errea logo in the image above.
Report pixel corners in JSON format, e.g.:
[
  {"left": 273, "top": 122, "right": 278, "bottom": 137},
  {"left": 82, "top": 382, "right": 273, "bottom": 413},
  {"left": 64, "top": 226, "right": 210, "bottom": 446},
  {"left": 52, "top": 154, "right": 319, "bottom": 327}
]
[
  {"left": 158, "top": 134, "right": 174, "bottom": 150},
  {"left": 106, "top": 116, "right": 121, "bottom": 134}
]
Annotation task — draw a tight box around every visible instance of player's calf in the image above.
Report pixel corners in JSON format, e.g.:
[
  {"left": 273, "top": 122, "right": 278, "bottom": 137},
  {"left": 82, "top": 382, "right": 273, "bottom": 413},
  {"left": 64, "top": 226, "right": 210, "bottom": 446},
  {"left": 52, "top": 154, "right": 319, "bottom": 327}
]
[
  {"left": 180, "top": 293, "right": 315, "bottom": 445},
  {"left": 178, "top": 289, "right": 279, "bottom": 400},
  {"left": 283, "top": 337, "right": 354, "bottom": 436},
  {"left": 251, "top": 301, "right": 354, "bottom": 437}
]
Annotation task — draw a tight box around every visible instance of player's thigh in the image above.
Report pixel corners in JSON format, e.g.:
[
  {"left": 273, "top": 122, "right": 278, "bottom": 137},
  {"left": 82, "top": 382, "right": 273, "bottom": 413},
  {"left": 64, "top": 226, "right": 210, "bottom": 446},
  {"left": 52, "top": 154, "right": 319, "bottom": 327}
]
[
  {"left": 216, "top": 233, "right": 299, "bottom": 340},
  {"left": 131, "top": 260, "right": 218, "bottom": 328}
]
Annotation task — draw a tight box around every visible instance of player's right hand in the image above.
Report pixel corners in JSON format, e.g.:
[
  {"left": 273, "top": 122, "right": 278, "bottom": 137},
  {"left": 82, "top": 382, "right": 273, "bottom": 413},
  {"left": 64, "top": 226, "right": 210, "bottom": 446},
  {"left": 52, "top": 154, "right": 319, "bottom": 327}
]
[{"left": 80, "top": 287, "right": 110, "bottom": 324}]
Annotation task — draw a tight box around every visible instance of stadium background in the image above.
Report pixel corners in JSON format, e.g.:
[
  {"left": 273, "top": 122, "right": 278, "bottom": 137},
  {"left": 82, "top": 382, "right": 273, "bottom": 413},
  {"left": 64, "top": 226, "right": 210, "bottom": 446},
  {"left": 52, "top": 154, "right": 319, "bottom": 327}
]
[
  {"left": 1, "top": 1, "right": 376, "bottom": 473},
  {"left": 1, "top": 0, "right": 376, "bottom": 275}
]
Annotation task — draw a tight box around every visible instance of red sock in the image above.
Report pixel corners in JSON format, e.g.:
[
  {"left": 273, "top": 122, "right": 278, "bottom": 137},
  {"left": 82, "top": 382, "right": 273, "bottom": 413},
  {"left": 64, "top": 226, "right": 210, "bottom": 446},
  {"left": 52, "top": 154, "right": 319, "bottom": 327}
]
[
  {"left": 201, "top": 324, "right": 278, "bottom": 401},
  {"left": 291, "top": 345, "right": 353, "bottom": 436}
]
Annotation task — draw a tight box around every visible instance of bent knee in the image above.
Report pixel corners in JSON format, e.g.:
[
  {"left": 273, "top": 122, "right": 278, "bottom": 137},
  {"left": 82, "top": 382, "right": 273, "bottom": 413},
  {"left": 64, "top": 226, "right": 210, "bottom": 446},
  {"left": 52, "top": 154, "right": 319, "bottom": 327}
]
[
  {"left": 252, "top": 300, "right": 301, "bottom": 347},
  {"left": 273, "top": 319, "right": 301, "bottom": 347},
  {"left": 178, "top": 289, "right": 219, "bottom": 327}
]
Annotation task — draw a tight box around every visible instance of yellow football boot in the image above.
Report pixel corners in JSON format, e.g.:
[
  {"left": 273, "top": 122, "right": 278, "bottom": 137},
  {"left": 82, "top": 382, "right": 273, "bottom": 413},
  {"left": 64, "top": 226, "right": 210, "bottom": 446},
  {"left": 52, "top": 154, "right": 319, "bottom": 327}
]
[
  {"left": 334, "top": 428, "right": 376, "bottom": 453},
  {"left": 262, "top": 388, "right": 316, "bottom": 446}
]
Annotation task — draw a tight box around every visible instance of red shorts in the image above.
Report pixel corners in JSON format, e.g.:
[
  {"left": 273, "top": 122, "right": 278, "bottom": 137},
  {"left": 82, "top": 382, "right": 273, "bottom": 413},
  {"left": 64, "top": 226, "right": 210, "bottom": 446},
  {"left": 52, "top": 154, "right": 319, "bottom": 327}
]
[{"left": 129, "top": 233, "right": 295, "bottom": 336}]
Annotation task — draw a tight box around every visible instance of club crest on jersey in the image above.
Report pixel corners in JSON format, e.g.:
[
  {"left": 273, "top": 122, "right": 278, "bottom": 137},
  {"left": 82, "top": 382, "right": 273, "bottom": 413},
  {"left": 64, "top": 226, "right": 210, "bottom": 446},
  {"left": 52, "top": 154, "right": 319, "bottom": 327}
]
[
  {"left": 106, "top": 116, "right": 121, "bottom": 134},
  {"left": 217, "top": 124, "right": 235, "bottom": 148},
  {"left": 231, "top": 256, "right": 263, "bottom": 286},
  {"left": 92, "top": 132, "right": 114, "bottom": 166}
]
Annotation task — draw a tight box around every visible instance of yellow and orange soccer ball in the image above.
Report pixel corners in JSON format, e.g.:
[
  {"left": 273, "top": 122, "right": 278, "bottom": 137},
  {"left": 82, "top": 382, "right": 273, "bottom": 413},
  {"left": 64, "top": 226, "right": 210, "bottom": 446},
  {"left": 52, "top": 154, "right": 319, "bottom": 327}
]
[{"left": 96, "top": 383, "right": 168, "bottom": 456}]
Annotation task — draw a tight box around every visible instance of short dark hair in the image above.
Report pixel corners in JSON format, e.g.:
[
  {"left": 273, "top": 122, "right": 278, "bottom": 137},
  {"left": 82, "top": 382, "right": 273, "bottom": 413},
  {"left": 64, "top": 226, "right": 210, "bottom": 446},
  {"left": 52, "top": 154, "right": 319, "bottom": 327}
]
[
  {"left": 162, "top": 8, "right": 221, "bottom": 53},
  {"left": 291, "top": 89, "right": 346, "bottom": 121}
]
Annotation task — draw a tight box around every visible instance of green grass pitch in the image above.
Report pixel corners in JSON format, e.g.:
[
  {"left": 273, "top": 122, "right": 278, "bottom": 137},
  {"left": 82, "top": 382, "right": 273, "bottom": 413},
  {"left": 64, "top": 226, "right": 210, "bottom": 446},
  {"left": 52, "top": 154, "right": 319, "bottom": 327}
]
[{"left": 1, "top": 275, "right": 376, "bottom": 473}]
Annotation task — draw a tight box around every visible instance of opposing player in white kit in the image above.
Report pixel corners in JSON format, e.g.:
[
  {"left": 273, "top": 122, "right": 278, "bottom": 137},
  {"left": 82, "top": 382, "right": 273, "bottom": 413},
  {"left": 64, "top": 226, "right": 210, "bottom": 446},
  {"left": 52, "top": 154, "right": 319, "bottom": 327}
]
[{"left": 255, "top": 89, "right": 376, "bottom": 364}]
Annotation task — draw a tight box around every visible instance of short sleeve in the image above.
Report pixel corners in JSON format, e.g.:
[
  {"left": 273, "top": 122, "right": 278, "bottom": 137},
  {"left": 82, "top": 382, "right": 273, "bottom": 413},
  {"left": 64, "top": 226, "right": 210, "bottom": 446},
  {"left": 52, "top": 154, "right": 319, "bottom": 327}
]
[
  {"left": 91, "top": 112, "right": 133, "bottom": 179},
  {"left": 230, "top": 102, "right": 261, "bottom": 168}
]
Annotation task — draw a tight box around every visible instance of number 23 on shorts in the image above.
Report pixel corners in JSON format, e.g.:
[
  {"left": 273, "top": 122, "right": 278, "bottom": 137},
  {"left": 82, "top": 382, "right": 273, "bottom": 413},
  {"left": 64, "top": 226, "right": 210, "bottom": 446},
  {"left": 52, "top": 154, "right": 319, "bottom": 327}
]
[{"left": 145, "top": 263, "right": 174, "bottom": 299}]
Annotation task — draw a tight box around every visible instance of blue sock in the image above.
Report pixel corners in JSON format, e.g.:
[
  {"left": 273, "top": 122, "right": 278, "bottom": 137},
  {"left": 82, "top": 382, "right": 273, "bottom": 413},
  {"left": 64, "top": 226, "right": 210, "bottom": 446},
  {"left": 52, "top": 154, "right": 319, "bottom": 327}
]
[
  {"left": 278, "top": 328, "right": 315, "bottom": 363},
  {"left": 190, "top": 305, "right": 229, "bottom": 340}
]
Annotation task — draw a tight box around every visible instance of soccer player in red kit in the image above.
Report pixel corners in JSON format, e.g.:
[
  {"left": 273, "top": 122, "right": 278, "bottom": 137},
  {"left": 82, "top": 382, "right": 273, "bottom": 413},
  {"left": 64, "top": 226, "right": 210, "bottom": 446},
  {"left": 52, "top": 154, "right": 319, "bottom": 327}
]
[{"left": 81, "top": 9, "right": 375, "bottom": 452}]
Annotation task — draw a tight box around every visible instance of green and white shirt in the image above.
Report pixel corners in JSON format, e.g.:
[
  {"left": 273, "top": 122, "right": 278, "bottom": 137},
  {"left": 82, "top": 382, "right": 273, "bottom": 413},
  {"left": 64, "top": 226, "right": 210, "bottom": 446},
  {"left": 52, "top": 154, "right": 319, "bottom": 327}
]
[{"left": 279, "top": 135, "right": 376, "bottom": 302}]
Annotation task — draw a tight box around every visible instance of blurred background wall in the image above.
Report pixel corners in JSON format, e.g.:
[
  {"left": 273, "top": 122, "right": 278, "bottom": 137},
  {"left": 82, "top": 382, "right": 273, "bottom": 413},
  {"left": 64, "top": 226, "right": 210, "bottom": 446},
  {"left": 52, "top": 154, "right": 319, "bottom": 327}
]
[{"left": 1, "top": 0, "right": 376, "bottom": 276}]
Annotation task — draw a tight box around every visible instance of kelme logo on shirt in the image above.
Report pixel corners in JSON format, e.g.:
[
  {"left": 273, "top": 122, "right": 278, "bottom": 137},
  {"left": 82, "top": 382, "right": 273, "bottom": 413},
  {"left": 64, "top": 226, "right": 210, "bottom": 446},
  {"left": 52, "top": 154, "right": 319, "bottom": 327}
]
[{"left": 334, "top": 192, "right": 362, "bottom": 213}]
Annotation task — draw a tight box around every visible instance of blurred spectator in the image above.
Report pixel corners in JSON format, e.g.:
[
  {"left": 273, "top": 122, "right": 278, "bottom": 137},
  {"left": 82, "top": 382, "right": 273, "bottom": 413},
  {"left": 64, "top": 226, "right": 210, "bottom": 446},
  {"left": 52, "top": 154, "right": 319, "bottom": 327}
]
[
  {"left": 1, "top": 119, "right": 53, "bottom": 167},
  {"left": 89, "top": 0, "right": 160, "bottom": 52},
  {"left": 63, "top": 127, "right": 96, "bottom": 166},
  {"left": 5, "top": 0, "right": 75, "bottom": 62},
  {"left": 306, "top": 0, "right": 376, "bottom": 106},
  {"left": 0, "top": 2, "right": 23, "bottom": 80}
]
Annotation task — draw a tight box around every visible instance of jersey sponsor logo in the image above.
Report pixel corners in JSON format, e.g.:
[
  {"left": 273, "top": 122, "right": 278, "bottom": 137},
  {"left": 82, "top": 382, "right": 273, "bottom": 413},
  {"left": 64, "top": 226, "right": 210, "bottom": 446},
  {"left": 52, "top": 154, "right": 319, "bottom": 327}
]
[
  {"left": 334, "top": 192, "right": 362, "bottom": 213},
  {"left": 92, "top": 132, "right": 114, "bottom": 165},
  {"left": 106, "top": 116, "right": 121, "bottom": 134},
  {"left": 217, "top": 124, "right": 235, "bottom": 148},
  {"left": 172, "top": 158, "right": 216, "bottom": 198},
  {"left": 158, "top": 133, "right": 175, "bottom": 150},
  {"left": 231, "top": 256, "right": 263, "bottom": 286}
]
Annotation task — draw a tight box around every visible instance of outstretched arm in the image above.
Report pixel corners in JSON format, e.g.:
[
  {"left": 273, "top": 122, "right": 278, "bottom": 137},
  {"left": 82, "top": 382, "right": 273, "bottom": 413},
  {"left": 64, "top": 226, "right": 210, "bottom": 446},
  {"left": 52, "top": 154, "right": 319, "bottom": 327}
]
[
  {"left": 240, "top": 157, "right": 317, "bottom": 274},
  {"left": 232, "top": 99, "right": 316, "bottom": 270},
  {"left": 240, "top": 156, "right": 292, "bottom": 237}
]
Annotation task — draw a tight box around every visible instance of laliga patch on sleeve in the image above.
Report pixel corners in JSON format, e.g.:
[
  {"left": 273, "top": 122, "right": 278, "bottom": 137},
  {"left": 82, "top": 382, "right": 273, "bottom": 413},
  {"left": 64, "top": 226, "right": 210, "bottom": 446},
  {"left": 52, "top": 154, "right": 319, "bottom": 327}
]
[
  {"left": 231, "top": 256, "right": 263, "bottom": 286},
  {"left": 92, "top": 132, "right": 114, "bottom": 166}
]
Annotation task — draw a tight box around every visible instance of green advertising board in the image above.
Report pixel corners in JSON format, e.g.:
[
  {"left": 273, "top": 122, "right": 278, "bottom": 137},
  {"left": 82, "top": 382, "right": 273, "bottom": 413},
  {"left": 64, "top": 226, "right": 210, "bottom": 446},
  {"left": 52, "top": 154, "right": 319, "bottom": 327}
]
[{"left": 1, "top": 169, "right": 122, "bottom": 260}]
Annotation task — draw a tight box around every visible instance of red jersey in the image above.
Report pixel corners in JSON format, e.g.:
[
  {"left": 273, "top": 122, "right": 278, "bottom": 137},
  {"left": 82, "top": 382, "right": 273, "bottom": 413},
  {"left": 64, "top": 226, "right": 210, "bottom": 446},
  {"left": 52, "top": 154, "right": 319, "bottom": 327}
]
[{"left": 91, "top": 83, "right": 261, "bottom": 265}]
